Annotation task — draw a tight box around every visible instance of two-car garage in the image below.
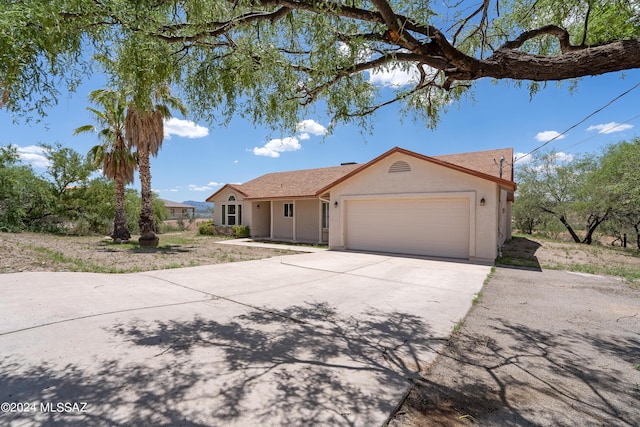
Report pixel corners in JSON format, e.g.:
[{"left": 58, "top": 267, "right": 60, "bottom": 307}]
[
  {"left": 344, "top": 196, "right": 472, "bottom": 259},
  {"left": 324, "top": 148, "right": 516, "bottom": 262}
]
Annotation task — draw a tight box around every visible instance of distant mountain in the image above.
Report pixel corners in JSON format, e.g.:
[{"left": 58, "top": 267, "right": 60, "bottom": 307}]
[{"left": 183, "top": 200, "right": 213, "bottom": 213}]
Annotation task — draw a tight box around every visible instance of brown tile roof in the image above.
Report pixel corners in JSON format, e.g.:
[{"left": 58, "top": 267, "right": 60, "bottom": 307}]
[
  {"left": 160, "top": 199, "right": 196, "bottom": 209},
  {"left": 207, "top": 164, "right": 361, "bottom": 201},
  {"left": 206, "top": 147, "right": 515, "bottom": 202},
  {"left": 434, "top": 148, "right": 514, "bottom": 181}
]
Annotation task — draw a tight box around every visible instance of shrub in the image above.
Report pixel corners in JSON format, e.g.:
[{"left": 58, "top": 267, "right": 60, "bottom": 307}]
[
  {"left": 232, "top": 225, "right": 250, "bottom": 238},
  {"left": 198, "top": 222, "right": 249, "bottom": 238},
  {"left": 198, "top": 220, "right": 215, "bottom": 235}
]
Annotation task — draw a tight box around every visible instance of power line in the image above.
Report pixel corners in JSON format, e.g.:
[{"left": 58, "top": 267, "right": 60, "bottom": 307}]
[
  {"left": 514, "top": 81, "right": 640, "bottom": 163},
  {"left": 559, "top": 113, "right": 640, "bottom": 151},
  {"left": 494, "top": 155, "right": 511, "bottom": 178}
]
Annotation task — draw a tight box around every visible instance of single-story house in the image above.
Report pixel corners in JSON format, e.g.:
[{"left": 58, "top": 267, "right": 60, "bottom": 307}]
[
  {"left": 206, "top": 147, "right": 516, "bottom": 262},
  {"left": 161, "top": 199, "right": 196, "bottom": 220}
]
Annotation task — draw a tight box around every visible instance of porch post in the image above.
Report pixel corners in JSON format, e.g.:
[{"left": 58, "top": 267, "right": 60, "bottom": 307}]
[
  {"left": 292, "top": 200, "right": 296, "bottom": 242},
  {"left": 270, "top": 201, "right": 274, "bottom": 240},
  {"left": 318, "top": 199, "right": 322, "bottom": 244}
]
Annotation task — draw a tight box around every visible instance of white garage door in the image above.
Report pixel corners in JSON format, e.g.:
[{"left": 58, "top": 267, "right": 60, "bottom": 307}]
[{"left": 345, "top": 197, "right": 470, "bottom": 258}]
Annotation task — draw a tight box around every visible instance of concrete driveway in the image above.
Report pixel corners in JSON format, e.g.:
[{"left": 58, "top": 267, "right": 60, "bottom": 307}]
[{"left": 0, "top": 251, "right": 490, "bottom": 426}]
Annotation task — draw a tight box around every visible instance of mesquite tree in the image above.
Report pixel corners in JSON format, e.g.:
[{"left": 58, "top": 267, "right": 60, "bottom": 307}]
[
  {"left": 590, "top": 138, "right": 640, "bottom": 248},
  {"left": 1, "top": 1, "right": 638, "bottom": 131},
  {"left": 514, "top": 140, "right": 640, "bottom": 246},
  {"left": 514, "top": 152, "right": 610, "bottom": 244}
]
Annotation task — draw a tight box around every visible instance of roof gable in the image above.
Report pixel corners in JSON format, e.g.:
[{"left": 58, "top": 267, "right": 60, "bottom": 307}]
[
  {"left": 317, "top": 147, "right": 516, "bottom": 195},
  {"left": 206, "top": 146, "right": 516, "bottom": 202}
]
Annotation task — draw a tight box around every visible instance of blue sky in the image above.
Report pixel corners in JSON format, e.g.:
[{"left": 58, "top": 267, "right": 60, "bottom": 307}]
[{"left": 1, "top": 67, "right": 638, "bottom": 203}]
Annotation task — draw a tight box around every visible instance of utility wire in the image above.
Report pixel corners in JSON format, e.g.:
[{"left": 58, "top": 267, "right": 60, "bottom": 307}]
[
  {"left": 559, "top": 113, "right": 640, "bottom": 151},
  {"left": 514, "top": 81, "right": 640, "bottom": 163}
]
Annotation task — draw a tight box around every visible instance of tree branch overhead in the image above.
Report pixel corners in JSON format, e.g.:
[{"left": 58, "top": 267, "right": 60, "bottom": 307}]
[{"left": 2, "top": 0, "right": 639, "bottom": 127}]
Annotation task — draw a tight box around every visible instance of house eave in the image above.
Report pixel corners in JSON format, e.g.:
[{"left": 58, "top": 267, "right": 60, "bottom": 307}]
[
  {"left": 205, "top": 184, "right": 248, "bottom": 202},
  {"left": 243, "top": 195, "right": 322, "bottom": 201},
  {"left": 316, "top": 146, "right": 517, "bottom": 195}
]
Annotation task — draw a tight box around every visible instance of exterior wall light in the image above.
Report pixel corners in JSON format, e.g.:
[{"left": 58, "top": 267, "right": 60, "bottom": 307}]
[
  {"left": 334, "top": 201, "right": 338, "bottom": 207},
  {"left": 480, "top": 198, "right": 486, "bottom": 206}
]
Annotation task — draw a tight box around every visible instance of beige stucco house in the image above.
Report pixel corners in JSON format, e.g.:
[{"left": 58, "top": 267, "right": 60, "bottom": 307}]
[
  {"left": 161, "top": 199, "right": 196, "bottom": 220},
  {"left": 206, "top": 147, "right": 516, "bottom": 262}
]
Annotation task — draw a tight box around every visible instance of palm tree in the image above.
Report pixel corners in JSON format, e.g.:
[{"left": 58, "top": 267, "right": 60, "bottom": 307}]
[
  {"left": 125, "top": 84, "right": 186, "bottom": 247},
  {"left": 75, "top": 89, "right": 136, "bottom": 242}
]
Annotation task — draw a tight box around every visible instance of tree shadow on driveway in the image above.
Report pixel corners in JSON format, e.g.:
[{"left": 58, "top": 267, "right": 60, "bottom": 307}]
[
  {"left": 112, "top": 302, "right": 441, "bottom": 424},
  {"left": 1, "top": 302, "right": 446, "bottom": 426},
  {"left": 0, "top": 356, "right": 207, "bottom": 426},
  {"left": 389, "top": 317, "right": 640, "bottom": 426}
]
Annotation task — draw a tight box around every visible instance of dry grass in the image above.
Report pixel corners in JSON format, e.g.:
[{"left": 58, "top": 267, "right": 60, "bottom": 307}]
[
  {"left": 0, "top": 231, "right": 296, "bottom": 274},
  {"left": 498, "top": 234, "right": 640, "bottom": 283}
]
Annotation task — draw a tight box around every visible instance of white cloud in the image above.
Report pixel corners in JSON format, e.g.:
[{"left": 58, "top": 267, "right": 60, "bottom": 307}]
[
  {"left": 336, "top": 41, "right": 372, "bottom": 63},
  {"left": 587, "top": 122, "right": 634, "bottom": 134},
  {"left": 369, "top": 65, "right": 420, "bottom": 87},
  {"left": 188, "top": 182, "right": 223, "bottom": 192},
  {"left": 514, "top": 152, "right": 532, "bottom": 164},
  {"left": 336, "top": 42, "right": 428, "bottom": 88},
  {"left": 336, "top": 42, "right": 350, "bottom": 57},
  {"left": 535, "top": 130, "right": 566, "bottom": 142},
  {"left": 15, "top": 145, "right": 50, "bottom": 168},
  {"left": 251, "top": 119, "right": 324, "bottom": 158},
  {"left": 164, "top": 117, "right": 209, "bottom": 139},
  {"left": 514, "top": 152, "right": 575, "bottom": 173},
  {"left": 153, "top": 187, "right": 180, "bottom": 193},
  {"left": 253, "top": 137, "right": 301, "bottom": 158},
  {"left": 551, "top": 152, "right": 574, "bottom": 163},
  {"left": 296, "top": 119, "right": 327, "bottom": 136},
  {"left": 368, "top": 60, "right": 439, "bottom": 88},
  {"left": 515, "top": 151, "right": 574, "bottom": 166}
]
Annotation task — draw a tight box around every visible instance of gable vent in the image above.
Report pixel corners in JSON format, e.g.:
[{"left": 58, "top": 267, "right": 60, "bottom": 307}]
[{"left": 388, "top": 160, "right": 411, "bottom": 173}]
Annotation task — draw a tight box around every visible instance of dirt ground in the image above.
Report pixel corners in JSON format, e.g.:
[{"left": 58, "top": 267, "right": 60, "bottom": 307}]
[
  {"left": 497, "top": 235, "right": 640, "bottom": 274},
  {"left": 0, "top": 230, "right": 296, "bottom": 274},
  {"left": 388, "top": 238, "right": 640, "bottom": 426}
]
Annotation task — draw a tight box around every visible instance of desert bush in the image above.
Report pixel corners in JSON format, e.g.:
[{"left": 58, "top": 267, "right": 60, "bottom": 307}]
[
  {"left": 233, "top": 225, "right": 250, "bottom": 238},
  {"left": 198, "top": 220, "right": 215, "bottom": 235}
]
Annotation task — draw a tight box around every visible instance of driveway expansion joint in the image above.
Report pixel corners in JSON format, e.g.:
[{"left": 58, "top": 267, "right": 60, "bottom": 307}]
[
  {"left": 140, "top": 273, "right": 311, "bottom": 326},
  {"left": 0, "top": 299, "right": 210, "bottom": 337}
]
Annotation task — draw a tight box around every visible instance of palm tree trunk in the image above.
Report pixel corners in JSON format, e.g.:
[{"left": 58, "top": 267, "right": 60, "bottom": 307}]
[
  {"left": 111, "top": 173, "right": 131, "bottom": 242},
  {"left": 137, "top": 143, "right": 158, "bottom": 247}
]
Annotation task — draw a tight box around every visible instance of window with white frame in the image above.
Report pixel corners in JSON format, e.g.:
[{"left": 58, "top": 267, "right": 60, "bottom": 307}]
[
  {"left": 222, "top": 195, "right": 241, "bottom": 225},
  {"left": 284, "top": 203, "right": 294, "bottom": 218}
]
